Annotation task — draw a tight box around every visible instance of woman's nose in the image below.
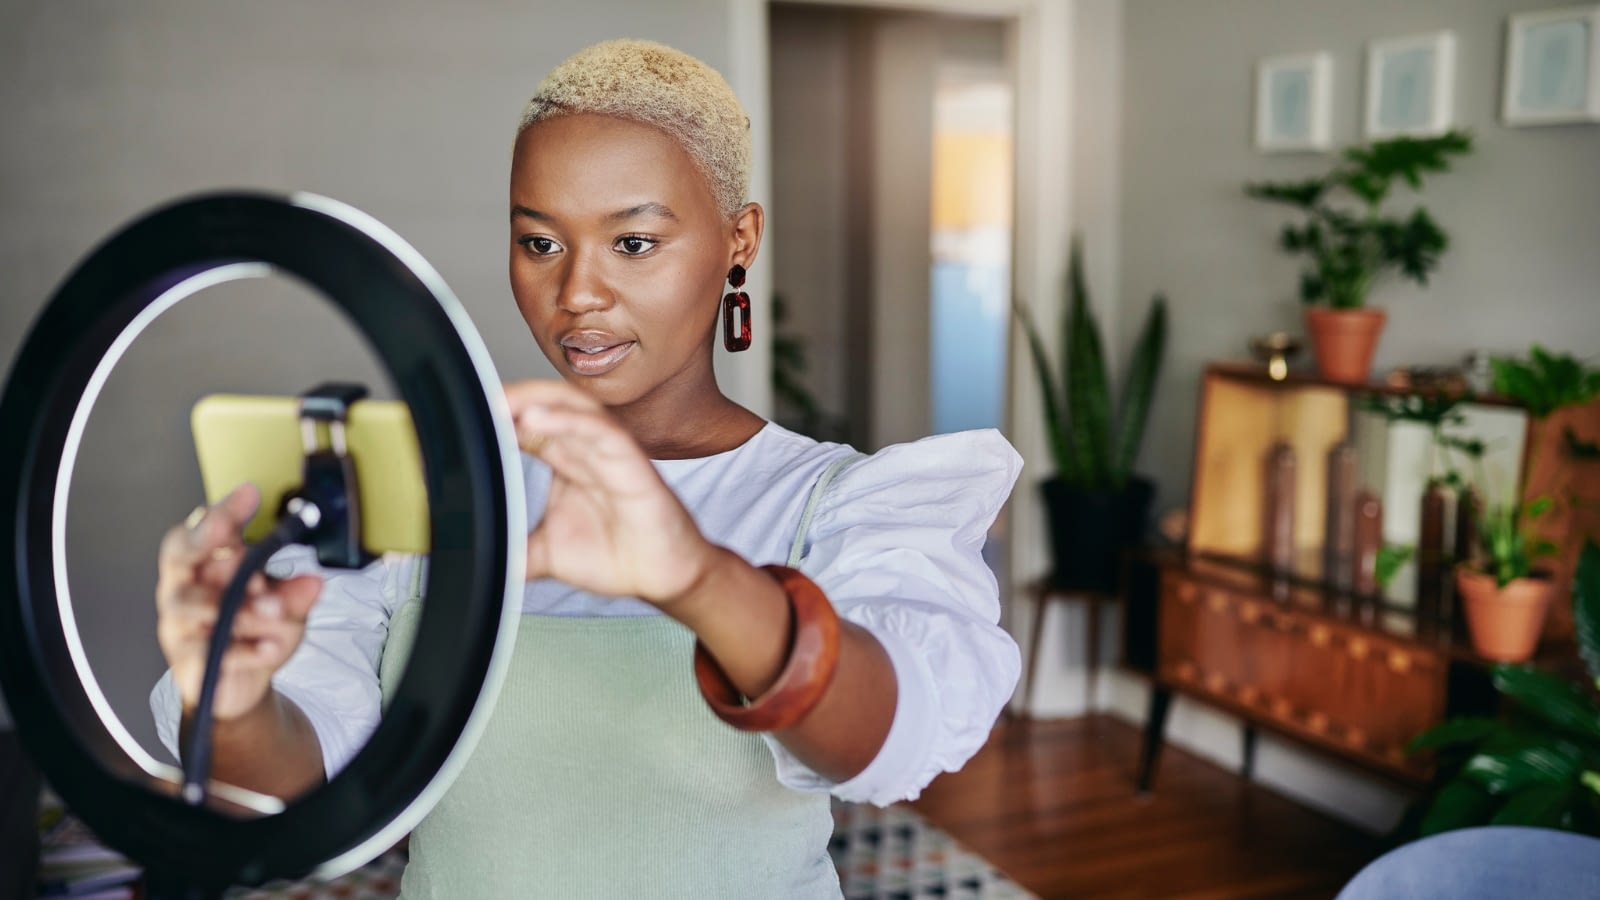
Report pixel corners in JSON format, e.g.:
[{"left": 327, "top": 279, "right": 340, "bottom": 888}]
[{"left": 556, "top": 253, "right": 613, "bottom": 313}]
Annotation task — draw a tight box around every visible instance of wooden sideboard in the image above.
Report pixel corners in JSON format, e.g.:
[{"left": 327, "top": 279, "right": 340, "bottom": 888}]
[
  {"left": 1137, "top": 362, "right": 1597, "bottom": 791},
  {"left": 1138, "top": 553, "right": 1500, "bottom": 789}
]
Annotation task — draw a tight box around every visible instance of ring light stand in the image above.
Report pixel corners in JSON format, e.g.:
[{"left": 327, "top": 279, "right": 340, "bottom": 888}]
[{"left": 0, "top": 193, "right": 526, "bottom": 896}]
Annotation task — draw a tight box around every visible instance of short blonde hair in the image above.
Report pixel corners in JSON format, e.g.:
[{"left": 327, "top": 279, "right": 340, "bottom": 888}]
[{"left": 519, "top": 39, "right": 752, "bottom": 216}]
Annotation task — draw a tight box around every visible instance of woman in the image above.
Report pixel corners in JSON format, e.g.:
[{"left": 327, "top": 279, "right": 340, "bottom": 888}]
[{"left": 153, "top": 39, "right": 1021, "bottom": 897}]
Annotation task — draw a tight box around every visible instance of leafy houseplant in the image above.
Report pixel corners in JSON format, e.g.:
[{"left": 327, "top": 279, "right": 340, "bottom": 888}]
[
  {"left": 1245, "top": 130, "right": 1473, "bottom": 383},
  {"left": 1479, "top": 345, "right": 1600, "bottom": 645},
  {"left": 1457, "top": 500, "right": 1559, "bottom": 662},
  {"left": 1491, "top": 346, "right": 1600, "bottom": 420},
  {"left": 1014, "top": 237, "right": 1168, "bottom": 590},
  {"left": 1408, "top": 542, "right": 1600, "bottom": 837},
  {"left": 1492, "top": 346, "right": 1600, "bottom": 468}
]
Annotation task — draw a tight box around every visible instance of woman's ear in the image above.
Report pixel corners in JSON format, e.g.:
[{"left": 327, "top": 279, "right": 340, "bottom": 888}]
[{"left": 730, "top": 202, "right": 764, "bottom": 271}]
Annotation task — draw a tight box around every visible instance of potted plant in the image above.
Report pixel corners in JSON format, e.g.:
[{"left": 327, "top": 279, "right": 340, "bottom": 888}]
[
  {"left": 1245, "top": 130, "right": 1473, "bottom": 383},
  {"left": 1407, "top": 541, "right": 1600, "bottom": 837},
  {"left": 1457, "top": 499, "right": 1559, "bottom": 662},
  {"left": 1013, "top": 237, "right": 1168, "bottom": 591}
]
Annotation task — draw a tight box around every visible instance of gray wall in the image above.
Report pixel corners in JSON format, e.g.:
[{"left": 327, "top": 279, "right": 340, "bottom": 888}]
[
  {"left": 1119, "top": 0, "right": 1600, "bottom": 516},
  {"left": 0, "top": 0, "right": 729, "bottom": 758}
]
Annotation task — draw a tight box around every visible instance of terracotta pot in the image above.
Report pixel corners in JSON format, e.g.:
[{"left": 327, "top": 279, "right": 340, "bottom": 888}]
[
  {"left": 1456, "top": 567, "right": 1553, "bottom": 663},
  {"left": 1304, "top": 307, "right": 1387, "bottom": 384}
]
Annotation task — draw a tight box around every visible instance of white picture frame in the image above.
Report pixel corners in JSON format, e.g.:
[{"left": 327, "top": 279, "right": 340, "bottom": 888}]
[
  {"left": 1255, "top": 52, "right": 1333, "bottom": 152},
  {"left": 1503, "top": 4, "right": 1600, "bottom": 125},
  {"left": 1365, "top": 31, "right": 1456, "bottom": 138}
]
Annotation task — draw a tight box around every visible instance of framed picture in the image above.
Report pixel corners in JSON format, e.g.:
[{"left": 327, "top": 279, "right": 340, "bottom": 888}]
[
  {"left": 1365, "top": 31, "right": 1456, "bottom": 138},
  {"left": 1255, "top": 52, "right": 1333, "bottom": 152},
  {"left": 1503, "top": 4, "right": 1600, "bottom": 125}
]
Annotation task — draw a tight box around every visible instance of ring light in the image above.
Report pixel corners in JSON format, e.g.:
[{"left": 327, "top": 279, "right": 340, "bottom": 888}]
[{"left": 0, "top": 192, "right": 526, "bottom": 893}]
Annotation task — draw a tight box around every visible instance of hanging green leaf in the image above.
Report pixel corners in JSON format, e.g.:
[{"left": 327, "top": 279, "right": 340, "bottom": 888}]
[
  {"left": 1011, "top": 294, "right": 1074, "bottom": 481},
  {"left": 1575, "top": 543, "right": 1600, "bottom": 686},
  {"left": 1110, "top": 296, "right": 1167, "bottom": 488},
  {"left": 1491, "top": 665, "right": 1600, "bottom": 741},
  {"left": 1463, "top": 741, "right": 1583, "bottom": 794},
  {"left": 1420, "top": 778, "right": 1497, "bottom": 836},
  {"left": 1375, "top": 544, "right": 1415, "bottom": 590},
  {"left": 1490, "top": 783, "right": 1575, "bottom": 828},
  {"left": 1409, "top": 716, "right": 1500, "bottom": 753},
  {"left": 1064, "top": 238, "right": 1112, "bottom": 488}
]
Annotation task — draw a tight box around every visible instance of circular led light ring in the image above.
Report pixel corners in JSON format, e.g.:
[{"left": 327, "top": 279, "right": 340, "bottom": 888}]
[{"left": 0, "top": 192, "right": 526, "bottom": 889}]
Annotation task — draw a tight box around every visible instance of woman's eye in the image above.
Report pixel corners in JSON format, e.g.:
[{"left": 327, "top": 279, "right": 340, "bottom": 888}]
[
  {"left": 615, "top": 235, "right": 657, "bottom": 255},
  {"left": 519, "top": 236, "right": 560, "bottom": 255}
]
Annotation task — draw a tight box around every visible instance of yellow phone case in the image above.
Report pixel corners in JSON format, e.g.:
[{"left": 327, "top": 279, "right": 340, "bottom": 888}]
[{"left": 191, "top": 394, "right": 430, "bottom": 555}]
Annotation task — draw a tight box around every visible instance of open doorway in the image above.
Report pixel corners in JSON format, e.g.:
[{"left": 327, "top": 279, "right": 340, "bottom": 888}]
[{"left": 767, "top": 4, "right": 1014, "bottom": 451}]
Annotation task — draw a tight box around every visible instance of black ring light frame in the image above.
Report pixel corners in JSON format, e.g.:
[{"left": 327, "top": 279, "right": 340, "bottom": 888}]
[{"left": 0, "top": 192, "right": 526, "bottom": 892}]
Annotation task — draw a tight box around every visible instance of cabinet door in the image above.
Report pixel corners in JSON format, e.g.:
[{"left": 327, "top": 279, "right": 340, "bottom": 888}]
[{"left": 1158, "top": 571, "right": 1445, "bottom": 779}]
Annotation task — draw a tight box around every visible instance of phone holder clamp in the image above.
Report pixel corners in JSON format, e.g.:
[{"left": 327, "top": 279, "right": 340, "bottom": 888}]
[{"left": 286, "top": 381, "right": 376, "bottom": 570}]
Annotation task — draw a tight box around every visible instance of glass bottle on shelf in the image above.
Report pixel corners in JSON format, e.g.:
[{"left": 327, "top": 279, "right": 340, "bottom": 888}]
[
  {"left": 1325, "top": 442, "right": 1358, "bottom": 593},
  {"left": 1353, "top": 489, "right": 1383, "bottom": 598}
]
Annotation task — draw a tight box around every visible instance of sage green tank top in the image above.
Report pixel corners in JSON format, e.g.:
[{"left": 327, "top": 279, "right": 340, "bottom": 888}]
[{"left": 375, "top": 454, "right": 863, "bottom": 898}]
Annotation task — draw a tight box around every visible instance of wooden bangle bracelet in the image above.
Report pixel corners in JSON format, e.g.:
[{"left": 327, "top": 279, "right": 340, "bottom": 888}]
[{"left": 693, "top": 564, "right": 842, "bottom": 732}]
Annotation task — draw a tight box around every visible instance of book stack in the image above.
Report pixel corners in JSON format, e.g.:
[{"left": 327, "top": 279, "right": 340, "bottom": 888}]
[{"left": 35, "top": 791, "right": 140, "bottom": 899}]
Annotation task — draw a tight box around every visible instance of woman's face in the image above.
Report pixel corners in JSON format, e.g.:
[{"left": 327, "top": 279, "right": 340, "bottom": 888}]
[{"left": 508, "top": 113, "right": 754, "bottom": 410}]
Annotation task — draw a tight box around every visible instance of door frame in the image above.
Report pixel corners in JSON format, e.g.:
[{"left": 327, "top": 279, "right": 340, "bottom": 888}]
[{"left": 730, "top": 0, "right": 1076, "bottom": 662}]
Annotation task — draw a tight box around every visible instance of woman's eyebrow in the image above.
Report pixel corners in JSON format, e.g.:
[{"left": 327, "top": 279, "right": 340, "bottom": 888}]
[
  {"left": 510, "top": 202, "right": 678, "bottom": 224},
  {"left": 605, "top": 202, "right": 678, "bottom": 223}
]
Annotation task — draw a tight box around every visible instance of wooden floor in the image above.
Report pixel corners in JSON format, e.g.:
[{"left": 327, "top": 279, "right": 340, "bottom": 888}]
[{"left": 910, "top": 715, "right": 1385, "bottom": 900}]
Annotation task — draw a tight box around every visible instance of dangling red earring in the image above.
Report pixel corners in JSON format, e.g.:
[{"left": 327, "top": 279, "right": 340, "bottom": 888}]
[{"left": 722, "top": 264, "right": 751, "bottom": 352}]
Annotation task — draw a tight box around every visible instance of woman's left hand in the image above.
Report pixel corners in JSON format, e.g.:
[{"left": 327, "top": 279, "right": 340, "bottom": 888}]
[{"left": 505, "top": 380, "right": 718, "bottom": 605}]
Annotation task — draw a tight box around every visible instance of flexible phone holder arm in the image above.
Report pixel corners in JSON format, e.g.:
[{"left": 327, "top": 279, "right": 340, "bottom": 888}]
[{"left": 181, "top": 382, "right": 374, "bottom": 805}]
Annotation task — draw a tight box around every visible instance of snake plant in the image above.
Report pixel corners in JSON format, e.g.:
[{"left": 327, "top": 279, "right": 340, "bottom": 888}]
[{"left": 1013, "top": 237, "right": 1167, "bottom": 491}]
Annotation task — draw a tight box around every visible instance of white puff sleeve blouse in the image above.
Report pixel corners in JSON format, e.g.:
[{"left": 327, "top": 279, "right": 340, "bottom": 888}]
[{"left": 152, "top": 421, "right": 1023, "bottom": 805}]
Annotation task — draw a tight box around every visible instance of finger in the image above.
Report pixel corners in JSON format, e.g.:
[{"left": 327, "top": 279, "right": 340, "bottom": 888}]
[
  {"left": 161, "top": 582, "right": 221, "bottom": 626},
  {"left": 213, "top": 639, "right": 283, "bottom": 680},
  {"left": 225, "top": 588, "right": 317, "bottom": 670},
  {"left": 196, "top": 555, "right": 269, "bottom": 593},
  {"left": 525, "top": 528, "right": 553, "bottom": 581},
  {"left": 229, "top": 599, "right": 310, "bottom": 657},
  {"left": 276, "top": 574, "right": 323, "bottom": 624},
  {"left": 518, "top": 431, "right": 550, "bottom": 457},
  {"left": 159, "top": 483, "right": 259, "bottom": 575},
  {"left": 162, "top": 596, "right": 289, "bottom": 666},
  {"left": 164, "top": 558, "right": 267, "bottom": 620},
  {"left": 190, "top": 483, "right": 261, "bottom": 550},
  {"left": 504, "top": 379, "right": 604, "bottom": 416},
  {"left": 530, "top": 428, "right": 663, "bottom": 502},
  {"left": 516, "top": 405, "right": 644, "bottom": 465}
]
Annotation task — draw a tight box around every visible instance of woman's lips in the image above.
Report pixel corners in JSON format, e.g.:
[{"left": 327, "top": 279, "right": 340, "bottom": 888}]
[{"left": 562, "top": 340, "right": 636, "bottom": 376}]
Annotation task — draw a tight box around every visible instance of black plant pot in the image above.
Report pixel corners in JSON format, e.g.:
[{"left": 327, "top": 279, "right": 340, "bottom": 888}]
[{"left": 1041, "top": 476, "right": 1155, "bottom": 592}]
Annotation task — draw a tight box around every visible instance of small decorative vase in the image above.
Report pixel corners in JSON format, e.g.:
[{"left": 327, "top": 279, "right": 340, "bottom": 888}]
[
  {"left": 1304, "top": 307, "right": 1387, "bottom": 384},
  {"left": 1455, "top": 567, "right": 1553, "bottom": 663}
]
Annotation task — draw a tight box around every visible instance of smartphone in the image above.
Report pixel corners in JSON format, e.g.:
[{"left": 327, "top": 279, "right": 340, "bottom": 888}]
[{"left": 191, "top": 394, "right": 429, "bottom": 555}]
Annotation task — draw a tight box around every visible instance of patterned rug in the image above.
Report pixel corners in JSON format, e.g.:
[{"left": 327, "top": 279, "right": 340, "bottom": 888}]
[
  {"left": 829, "top": 802, "right": 1037, "bottom": 900},
  {"left": 221, "top": 803, "right": 1036, "bottom": 900}
]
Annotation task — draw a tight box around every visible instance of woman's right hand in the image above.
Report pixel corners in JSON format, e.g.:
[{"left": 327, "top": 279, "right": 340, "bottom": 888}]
[{"left": 155, "top": 483, "right": 324, "bottom": 724}]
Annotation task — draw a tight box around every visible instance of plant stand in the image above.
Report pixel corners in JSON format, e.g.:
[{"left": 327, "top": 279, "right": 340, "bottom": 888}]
[{"left": 1018, "top": 582, "right": 1121, "bottom": 715}]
